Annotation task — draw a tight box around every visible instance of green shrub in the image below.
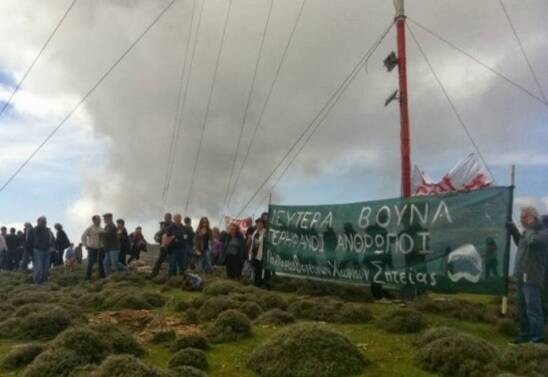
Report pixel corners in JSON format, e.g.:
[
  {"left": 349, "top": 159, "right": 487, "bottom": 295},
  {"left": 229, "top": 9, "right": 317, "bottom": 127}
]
[
  {"left": 169, "top": 348, "right": 208, "bottom": 370},
  {"left": 239, "top": 301, "right": 263, "bottom": 319},
  {"left": 415, "top": 327, "right": 460, "bottom": 347},
  {"left": 1, "top": 344, "right": 44, "bottom": 370},
  {"left": 89, "top": 323, "right": 145, "bottom": 357},
  {"left": 499, "top": 343, "right": 548, "bottom": 377},
  {"left": 416, "top": 333, "right": 498, "bottom": 377},
  {"left": 22, "top": 349, "right": 82, "bottom": 377},
  {"left": 94, "top": 354, "right": 161, "bottom": 377},
  {"left": 18, "top": 307, "right": 72, "bottom": 340},
  {"left": 206, "top": 310, "right": 251, "bottom": 343},
  {"left": 171, "top": 333, "right": 209, "bottom": 352},
  {"left": 248, "top": 323, "right": 367, "bottom": 377},
  {"left": 191, "top": 296, "right": 207, "bottom": 309},
  {"left": 0, "top": 303, "right": 15, "bottom": 322},
  {"left": 255, "top": 309, "right": 296, "bottom": 325},
  {"left": 414, "top": 298, "right": 489, "bottom": 323},
  {"left": 496, "top": 318, "right": 517, "bottom": 337},
  {"left": 203, "top": 280, "right": 244, "bottom": 296},
  {"left": 51, "top": 327, "right": 110, "bottom": 363},
  {"left": 336, "top": 304, "right": 373, "bottom": 324},
  {"left": 142, "top": 292, "right": 167, "bottom": 308},
  {"left": 165, "top": 366, "right": 208, "bottom": 377},
  {"left": 151, "top": 330, "right": 177, "bottom": 344},
  {"left": 288, "top": 298, "right": 342, "bottom": 322},
  {"left": 377, "top": 308, "right": 426, "bottom": 333},
  {"left": 182, "top": 308, "right": 200, "bottom": 325},
  {"left": 101, "top": 289, "right": 157, "bottom": 310},
  {"left": 258, "top": 292, "right": 288, "bottom": 311},
  {"left": 10, "top": 291, "right": 51, "bottom": 307},
  {"left": 68, "top": 365, "right": 98, "bottom": 377},
  {"left": 198, "top": 297, "right": 240, "bottom": 321}
]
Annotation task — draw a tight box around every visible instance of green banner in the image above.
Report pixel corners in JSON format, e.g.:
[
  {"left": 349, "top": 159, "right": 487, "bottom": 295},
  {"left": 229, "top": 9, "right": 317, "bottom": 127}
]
[{"left": 266, "top": 187, "right": 513, "bottom": 295}]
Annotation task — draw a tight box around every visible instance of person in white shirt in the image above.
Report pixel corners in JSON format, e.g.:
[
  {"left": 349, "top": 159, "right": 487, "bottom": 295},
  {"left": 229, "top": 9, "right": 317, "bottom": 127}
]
[{"left": 81, "top": 215, "right": 105, "bottom": 280}]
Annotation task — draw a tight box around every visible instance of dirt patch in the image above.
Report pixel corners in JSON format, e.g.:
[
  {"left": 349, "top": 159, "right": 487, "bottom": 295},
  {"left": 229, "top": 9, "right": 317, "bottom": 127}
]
[{"left": 90, "top": 309, "right": 201, "bottom": 343}]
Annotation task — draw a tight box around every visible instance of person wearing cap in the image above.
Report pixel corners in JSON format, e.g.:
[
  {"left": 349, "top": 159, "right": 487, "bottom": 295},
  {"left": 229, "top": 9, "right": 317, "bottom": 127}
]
[
  {"left": 508, "top": 206, "right": 548, "bottom": 343},
  {"left": 102, "top": 213, "right": 127, "bottom": 275},
  {"left": 26, "top": 216, "right": 55, "bottom": 284},
  {"left": 81, "top": 215, "right": 106, "bottom": 280}
]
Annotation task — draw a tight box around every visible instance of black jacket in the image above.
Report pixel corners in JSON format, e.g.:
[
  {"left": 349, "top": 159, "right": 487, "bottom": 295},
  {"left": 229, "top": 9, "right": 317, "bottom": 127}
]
[
  {"left": 27, "top": 226, "right": 54, "bottom": 251},
  {"left": 56, "top": 229, "right": 71, "bottom": 252}
]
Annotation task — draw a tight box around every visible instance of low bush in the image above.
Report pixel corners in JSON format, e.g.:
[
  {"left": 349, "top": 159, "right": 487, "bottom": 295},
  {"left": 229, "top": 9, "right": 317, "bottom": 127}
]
[
  {"left": 191, "top": 296, "right": 207, "bottom": 309},
  {"left": 203, "top": 280, "right": 244, "bottom": 296},
  {"left": 248, "top": 323, "right": 367, "bottom": 377},
  {"left": 1, "top": 344, "right": 44, "bottom": 370},
  {"left": 413, "top": 298, "right": 489, "bottom": 323},
  {"left": 18, "top": 307, "right": 72, "bottom": 340},
  {"left": 198, "top": 297, "right": 240, "bottom": 321},
  {"left": 171, "top": 333, "right": 209, "bottom": 352},
  {"left": 288, "top": 298, "right": 342, "bottom": 322},
  {"left": 94, "top": 354, "right": 161, "bottom": 377},
  {"left": 377, "top": 308, "right": 426, "bottom": 334},
  {"left": 181, "top": 308, "right": 200, "bottom": 325},
  {"left": 415, "top": 327, "right": 460, "bottom": 347},
  {"left": 68, "top": 365, "right": 98, "bottom": 377},
  {"left": 169, "top": 348, "right": 208, "bottom": 370},
  {"left": 496, "top": 318, "right": 518, "bottom": 337},
  {"left": 9, "top": 291, "right": 51, "bottom": 307},
  {"left": 257, "top": 292, "right": 288, "bottom": 311},
  {"left": 499, "top": 343, "right": 548, "bottom": 377},
  {"left": 336, "top": 304, "right": 373, "bottom": 324},
  {"left": 151, "top": 330, "right": 177, "bottom": 344},
  {"left": 165, "top": 366, "right": 209, "bottom": 377},
  {"left": 206, "top": 310, "right": 251, "bottom": 343},
  {"left": 416, "top": 333, "right": 499, "bottom": 377},
  {"left": 0, "top": 303, "right": 15, "bottom": 322},
  {"left": 239, "top": 301, "right": 263, "bottom": 319},
  {"left": 89, "top": 323, "right": 145, "bottom": 357},
  {"left": 22, "top": 349, "right": 83, "bottom": 377},
  {"left": 51, "top": 327, "right": 110, "bottom": 364},
  {"left": 255, "top": 309, "right": 296, "bottom": 325},
  {"left": 101, "top": 289, "right": 165, "bottom": 310}
]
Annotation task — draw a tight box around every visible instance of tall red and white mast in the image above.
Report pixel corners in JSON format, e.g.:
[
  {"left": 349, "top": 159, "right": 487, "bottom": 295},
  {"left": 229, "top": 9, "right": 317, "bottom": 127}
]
[{"left": 394, "top": 0, "right": 411, "bottom": 198}]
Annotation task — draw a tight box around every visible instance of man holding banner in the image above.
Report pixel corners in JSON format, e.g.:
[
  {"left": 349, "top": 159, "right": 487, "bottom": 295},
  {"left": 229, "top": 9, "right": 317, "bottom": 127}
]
[{"left": 508, "top": 206, "right": 548, "bottom": 344}]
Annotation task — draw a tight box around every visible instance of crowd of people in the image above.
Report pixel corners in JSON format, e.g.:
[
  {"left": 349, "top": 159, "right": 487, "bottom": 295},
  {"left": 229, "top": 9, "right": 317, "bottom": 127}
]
[
  {"left": 1, "top": 205, "right": 547, "bottom": 345},
  {"left": 0, "top": 211, "right": 270, "bottom": 287}
]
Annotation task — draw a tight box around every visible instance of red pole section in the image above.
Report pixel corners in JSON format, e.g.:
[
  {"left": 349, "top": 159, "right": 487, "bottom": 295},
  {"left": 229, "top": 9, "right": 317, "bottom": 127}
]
[{"left": 396, "top": 15, "right": 411, "bottom": 198}]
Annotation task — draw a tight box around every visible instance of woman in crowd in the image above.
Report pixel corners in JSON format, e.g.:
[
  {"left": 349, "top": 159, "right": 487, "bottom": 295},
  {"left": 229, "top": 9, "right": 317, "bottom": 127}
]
[
  {"left": 224, "top": 223, "right": 245, "bottom": 279},
  {"left": 249, "top": 218, "right": 267, "bottom": 287},
  {"left": 128, "top": 226, "right": 147, "bottom": 264},
  {"left": 194, "top": 217, "right": 213, "bottom": 273},
  {"left": 211, "top": 227, "right": 224, "bottom": 265}
]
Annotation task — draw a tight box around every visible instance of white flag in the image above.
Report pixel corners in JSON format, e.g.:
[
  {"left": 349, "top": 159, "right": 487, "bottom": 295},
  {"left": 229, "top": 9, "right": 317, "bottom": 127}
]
[{"left": 411, "top": 153, "right": 493, "bottom": 196}]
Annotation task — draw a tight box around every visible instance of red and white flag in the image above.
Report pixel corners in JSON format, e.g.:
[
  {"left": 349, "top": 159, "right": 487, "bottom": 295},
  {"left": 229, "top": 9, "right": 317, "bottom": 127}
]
[
  {"left": 223, "top": 216, "right": 249, "bottom": 233},
  {"left": 411, "top": 153, "right": 493, "bottom": 196}
]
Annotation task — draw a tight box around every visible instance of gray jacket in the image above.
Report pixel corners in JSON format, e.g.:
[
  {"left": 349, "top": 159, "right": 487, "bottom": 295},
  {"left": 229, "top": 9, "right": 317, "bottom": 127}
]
[{"left": 511, "top": 222, "right": 548, "bottom": 287}]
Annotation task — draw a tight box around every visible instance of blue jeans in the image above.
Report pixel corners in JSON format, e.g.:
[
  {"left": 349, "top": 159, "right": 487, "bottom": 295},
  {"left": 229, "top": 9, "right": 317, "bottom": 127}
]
[
  {"left": 103, "top": 250, "right": 128, "bottom": 276},
  {"left": 32, "top": 248, "right": 50, "bottom": 284},
  {"left": 201, "top": 249, "right": 212, "bottom": 273},
  {"left": 518, "top": 283, "right": 545, "bottom": 343},
  {"left": 169, "top": 249, "right": 185, "bottom": 277}
]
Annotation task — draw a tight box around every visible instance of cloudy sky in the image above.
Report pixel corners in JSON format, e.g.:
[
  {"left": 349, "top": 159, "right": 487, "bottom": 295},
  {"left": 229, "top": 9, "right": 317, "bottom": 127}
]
[{"left": 0, "top": 0, "right": 547, "bottom": 240}]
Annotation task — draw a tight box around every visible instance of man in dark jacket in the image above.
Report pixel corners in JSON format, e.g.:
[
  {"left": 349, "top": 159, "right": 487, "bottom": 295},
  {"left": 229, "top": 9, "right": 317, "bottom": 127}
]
[
  {"left": 102, "top": 213, "right": 127, "bottom": 275},
  {"left": 5, "top": 228, "right": 19, "bottom": 270},
  {"left": 54, "top": 223, "right": 71, "bottom": 266},
  {"left": 508, "top": 207, "right": 548, "bottom": 343},
  {"left": 116, "top": 219, "right": 130, "bottom": 266},
  {"left": 150, "top": 213, "right": 173, "bottom": 278},
  {"left": 26, "top": 216, "right": 55, "bottom": 284}
]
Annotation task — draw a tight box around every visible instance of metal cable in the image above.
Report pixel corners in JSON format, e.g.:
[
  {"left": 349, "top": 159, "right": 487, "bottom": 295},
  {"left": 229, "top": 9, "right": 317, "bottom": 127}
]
[
  {"left": 0, "top": 0, "right": 79, "bottom": 119},
  {"left": 219, "top": 0, "right": 275, "bottom": 222},
  {"left": 184, "top": 0, "right": 233, "bottom": 212},
  {"left": 236, "top": 21, "right": 394, "bottom": 217},
  {"left": 498, "top": 0, "right": 547, "bottom": 103},
  {"left": 406, "top": 24, "right": 497, "bottom": 182},
  {"left": 0, "top": 0, "right": 178, "bottom": 193},
  {"left": 226, "top": 0, "right": 307, "bottom": 212},
  {"left": 407, "top": 17, "right": 548, "bottom": 108},
  {"left": 160, "top": 0, "right": 198, "bottom": 214}
]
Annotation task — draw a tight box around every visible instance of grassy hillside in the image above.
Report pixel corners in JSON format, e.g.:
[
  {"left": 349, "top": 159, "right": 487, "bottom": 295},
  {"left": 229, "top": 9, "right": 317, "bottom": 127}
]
[{"left": 0, "top": 266, "right": 545, "bottom": 377}]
